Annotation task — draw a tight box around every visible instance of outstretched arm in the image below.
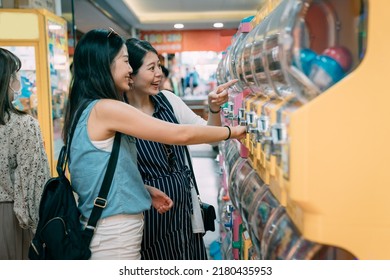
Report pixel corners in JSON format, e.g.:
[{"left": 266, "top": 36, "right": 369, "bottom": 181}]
[{"left": 89, "top": 99, "right": 246, "bottom": 145}]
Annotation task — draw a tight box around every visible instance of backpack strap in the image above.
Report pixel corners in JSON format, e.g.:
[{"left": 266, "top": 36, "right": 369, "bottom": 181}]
[
  {"left": 59, "top": 100, "right": 122, "bottom": 245},
  {"left": 83, "top": 132, "right": 121, "bottom": 244},
  {"left": 57, "top": 100, "right": 91, "bottom": 176}
]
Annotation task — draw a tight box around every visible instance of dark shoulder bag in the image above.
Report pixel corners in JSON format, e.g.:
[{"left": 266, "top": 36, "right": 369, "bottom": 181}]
[{"left": 183, "top": 146, "right": 217, "bottom": 232}]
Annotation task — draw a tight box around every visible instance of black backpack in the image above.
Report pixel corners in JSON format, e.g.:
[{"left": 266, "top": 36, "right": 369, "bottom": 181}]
[
  {"left": 28, "top": 146, "right": 92, "bottom": 260},
  {"left": 29, "top": 102, "right": 121, "bottom": 260}
]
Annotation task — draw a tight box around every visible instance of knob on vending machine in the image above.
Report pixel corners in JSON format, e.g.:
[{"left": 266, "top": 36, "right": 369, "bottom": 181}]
[
  {"left": 271, "top": 123, "right": 287, "bottom": 157},
  {"left": 223, "top": 101, "right": 237, "bottom": 124},
  {"left": 238, "top": 108, "right": 246, "bottom": 126},
  {"left": 257, "top": 115, "right": 273, "bottom": 146},
  {"left": 246, "top": 111, "right": 257, "bottom": 132}
]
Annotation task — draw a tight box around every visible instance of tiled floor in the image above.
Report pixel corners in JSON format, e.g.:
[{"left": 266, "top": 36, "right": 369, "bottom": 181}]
[{"left": 188, "top": 144, "right": 221, "bottom": 253}]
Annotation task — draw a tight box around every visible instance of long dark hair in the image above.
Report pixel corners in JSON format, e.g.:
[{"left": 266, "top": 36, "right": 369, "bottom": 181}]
[
  {"left": 125, "top": 38, "right": 158, "bottom": 75},
  {"left": 0, "top": 48, "right": 24, "bottom": 125},
  {"left": 63, "top": 29, "right": 125, "bottom": 142}
]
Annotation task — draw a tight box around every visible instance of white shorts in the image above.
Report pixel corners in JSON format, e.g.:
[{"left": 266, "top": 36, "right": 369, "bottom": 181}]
[{"left": 81, "top": 214, "right": 144, "bottom": 260}]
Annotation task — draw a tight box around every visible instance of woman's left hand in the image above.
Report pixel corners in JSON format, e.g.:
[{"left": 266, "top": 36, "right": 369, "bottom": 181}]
[
  {"left": 208, "top": 79, "right": 238, "bottom": 112},
  {"left": 146, "top": 185, "right": 174, "bottom": 214}
]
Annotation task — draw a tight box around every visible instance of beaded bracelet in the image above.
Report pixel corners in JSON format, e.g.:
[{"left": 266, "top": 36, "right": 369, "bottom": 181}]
[
  {"left": 209, "top": 106, "right": 221, "bottom": 114},
  {"left": 224, "top": 125, "right": 231, "bottom": 140}
]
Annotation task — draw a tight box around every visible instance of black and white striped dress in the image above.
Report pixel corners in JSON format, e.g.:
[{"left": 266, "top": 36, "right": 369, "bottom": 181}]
[{"left": 138, "top": 93, "right": 207, "bottom": 260}]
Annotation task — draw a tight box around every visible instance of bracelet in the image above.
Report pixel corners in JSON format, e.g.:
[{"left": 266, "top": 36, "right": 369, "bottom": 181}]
[
  {"left": 209, "top": 106, "right": 221, "bottom": 114},
  {"left": 224, "top": 125, "right": 231, "bottom": 140}
]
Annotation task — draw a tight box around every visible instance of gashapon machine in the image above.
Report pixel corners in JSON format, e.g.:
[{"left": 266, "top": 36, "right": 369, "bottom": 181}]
[
  {"left": 226, "top": 16, "right": 254, "bottom": 126},
  {"left": 217, "top": 140, "right": 238, "bottom": 259},
  {"left": 218, "top": 0, "right": 389, "bottom": 260},
  {"left": 228, "top": 154, "right": 253, "bottom": 259},
  {"left": 0, "top": 9, "right": 71, "bottom": 175},
  {"left": 219, "top": 138, "right": 247, "bottom": 259},
  {"left": 216, "top": 16, "right": 254, "bottom": 260}
]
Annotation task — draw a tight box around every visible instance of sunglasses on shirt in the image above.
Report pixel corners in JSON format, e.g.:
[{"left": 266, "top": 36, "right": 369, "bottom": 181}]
[{"left": 164, "top": 144, "right": 176, "bottom": 172}]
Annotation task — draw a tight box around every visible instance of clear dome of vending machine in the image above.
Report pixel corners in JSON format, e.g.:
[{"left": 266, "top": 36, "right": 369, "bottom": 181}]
[{"left": 229, "top": 16, "right": 254, "bottom": 94}]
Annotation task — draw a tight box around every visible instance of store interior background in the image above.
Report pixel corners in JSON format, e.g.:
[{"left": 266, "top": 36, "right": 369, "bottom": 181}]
[
  {"left": 59, "top": 0, "right": 259, "bottom": 98},
  {"left": 0, "top": 0, "right": 260, "bottom": 257},
  {"left": 1, "top": 0, "right": 260, "bottom": 99},
  {"left": 3, "top": 0, "right": 380, "bottom": 260}
]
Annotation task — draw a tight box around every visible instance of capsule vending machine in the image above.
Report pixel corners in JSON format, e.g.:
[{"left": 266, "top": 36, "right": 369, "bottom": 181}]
[
  {"left": 219, "top": 0, "right": 390, "bottom": 260},
  {"left": 228, "top": 16, "right": 254, "bottom": 128},
  {"left": 0, "top": 9, "right": 70, "bottom": 175},
  {"left": 281, "top": 0, "right": 390, "bottom": 260},
  {"left": 261, "top": 0, "right": 369, "bottom": 259},
  {"left": 216, "top": 17, "right": 256, "bottom": 259},
  {"left": 235, "top": 19, "right": 268, "bottom": 170},
  {"left": 245, "top": 0, "right": 364, "bottom": 259},
  {"left": 228, "top": 155, "right": 253, "bottom": 259},
  {"left": 234, "top": 1, "right": 285, "bottom": 188},
  {"left": 217, "top": 140, "right": 239, "bottom": 259},
  {"left": 220, "top": 16, "right": 253, "bottom": 127}
]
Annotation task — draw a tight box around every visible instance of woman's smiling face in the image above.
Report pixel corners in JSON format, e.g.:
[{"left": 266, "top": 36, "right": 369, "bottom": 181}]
[
  {"left": 131, "top": 51, "right": 162, "bottom": 96},
  {"left": 111, "top": 44, "right": 133, "bottom": 93}
]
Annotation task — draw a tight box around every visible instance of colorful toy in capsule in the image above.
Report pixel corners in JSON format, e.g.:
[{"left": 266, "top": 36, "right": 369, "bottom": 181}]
[
  {"left": 309, "top": 46, "right": 353, "bottom": 91},
  {"left": 322, "top": 46, "right": 353, "bottom": 72},
  {"left": 297, "top": 48, "right": 317, "bottom": 76}
]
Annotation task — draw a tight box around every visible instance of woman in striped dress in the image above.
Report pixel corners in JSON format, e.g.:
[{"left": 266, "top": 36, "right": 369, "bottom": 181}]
[{"left": 125, "top": 38, "right": 237, "bottom": 259}]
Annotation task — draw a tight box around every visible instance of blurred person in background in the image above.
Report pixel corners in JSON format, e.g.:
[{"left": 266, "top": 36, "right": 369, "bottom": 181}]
[
  {"left": 125, "top": 38, "right": 238, "bottom": 260},
  {"left": 160, "top": 65, "right": 174, "bottom": 92},
  {"left": 185, "top": 67, "right": 200, "bottom": 95},
  {"left": 0, "top": 48, "right": 50, "bottom": 259}
]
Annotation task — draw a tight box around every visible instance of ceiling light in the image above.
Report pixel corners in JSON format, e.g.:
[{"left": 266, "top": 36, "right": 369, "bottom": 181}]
[
  {"left": 174, "top": 23, "right": 184, "bottom": 29},
  {"left": 213, "top": 23, "right": 224, "bottom": 28}
]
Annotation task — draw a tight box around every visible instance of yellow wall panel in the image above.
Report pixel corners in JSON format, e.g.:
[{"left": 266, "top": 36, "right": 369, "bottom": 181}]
[{"left": 0, "top": 12, "right": 39, "bottom": 39}]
